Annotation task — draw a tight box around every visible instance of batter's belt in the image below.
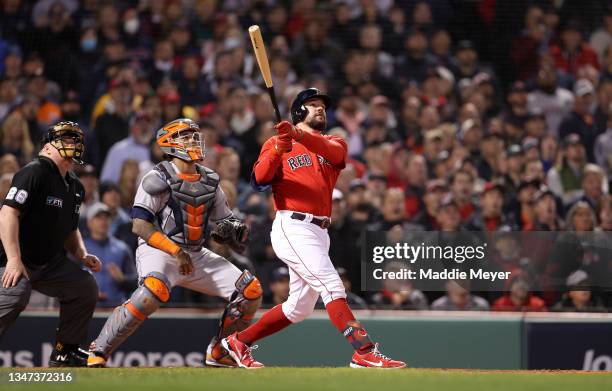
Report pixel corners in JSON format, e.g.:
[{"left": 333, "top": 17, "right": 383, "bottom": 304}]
[{"left": 290, "top": 212, "right": 331, "bottom": 229}]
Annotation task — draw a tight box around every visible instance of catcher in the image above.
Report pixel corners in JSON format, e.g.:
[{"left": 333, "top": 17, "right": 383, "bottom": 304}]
[{"left": 87, "top": 118, "right": 261, "bottom": 368}]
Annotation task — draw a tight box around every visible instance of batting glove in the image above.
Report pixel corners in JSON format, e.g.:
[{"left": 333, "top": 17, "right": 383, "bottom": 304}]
[
  {"left": 274, "top": 133, "right": 293, "bottom": 155},
  {"left": 274, "top": 120, "right": 304, "bottom": 141}
]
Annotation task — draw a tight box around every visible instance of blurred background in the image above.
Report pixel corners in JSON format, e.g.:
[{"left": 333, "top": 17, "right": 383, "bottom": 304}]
[{"left": 0, "top": 0, "right": 611, "bottom": 318}]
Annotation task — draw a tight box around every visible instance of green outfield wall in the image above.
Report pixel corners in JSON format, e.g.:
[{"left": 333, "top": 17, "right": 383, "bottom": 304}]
[{"left": 1, "top": 311, "right": 611, "bottom": 370}]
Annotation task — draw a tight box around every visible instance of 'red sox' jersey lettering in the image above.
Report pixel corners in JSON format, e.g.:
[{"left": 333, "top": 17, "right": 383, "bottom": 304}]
[
  {"left": 287, "top": 154, "right": 313, "bottom": 170},
  {"left": 253, "top": 134, "right": 347, "bottom": 217}
]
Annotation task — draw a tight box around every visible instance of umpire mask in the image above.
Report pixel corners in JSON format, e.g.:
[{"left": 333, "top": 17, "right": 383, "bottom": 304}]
[{"left": 43, "top": 121, "right": 85, "bottom": 164}]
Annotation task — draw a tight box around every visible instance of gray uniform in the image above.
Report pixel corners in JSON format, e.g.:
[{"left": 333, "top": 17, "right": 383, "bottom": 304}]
[
  {"left": 132, "top": 161, "right": 242, "bottom": 296},
  {"left": 91, "top": 161, "right": 249, "bottom": 358}
]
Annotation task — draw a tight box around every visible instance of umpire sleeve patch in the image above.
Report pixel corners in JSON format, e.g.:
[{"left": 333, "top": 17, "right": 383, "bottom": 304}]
[{"left": 131, "top": 206, "right": 155, "bottom": 222}]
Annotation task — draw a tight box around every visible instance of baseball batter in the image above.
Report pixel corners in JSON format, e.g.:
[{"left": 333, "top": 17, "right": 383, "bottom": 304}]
[
  {"left": 222, "top": 88, "right": 405, "bottom": 368},
  {"left": 88, "top": 118, "right": 262, "bottom": 368}
]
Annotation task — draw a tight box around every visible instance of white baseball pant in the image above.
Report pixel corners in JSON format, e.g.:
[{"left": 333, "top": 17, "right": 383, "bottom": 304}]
[
  {"left": 271, "top": 210, "right": 347, "bottom": 323},
  {"left": 136, "top": 244, "right": 242, "bottom": 300}
]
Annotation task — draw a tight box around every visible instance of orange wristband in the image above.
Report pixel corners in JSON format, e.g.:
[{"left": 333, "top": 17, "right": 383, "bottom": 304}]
[{"left": 148, "top": 232, "right": 181, "bottom": 256}]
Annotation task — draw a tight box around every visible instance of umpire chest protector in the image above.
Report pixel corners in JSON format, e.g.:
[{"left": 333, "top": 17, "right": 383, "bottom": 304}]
[{"left": 149, "top": 161, "right": 219, "bottom": 247}]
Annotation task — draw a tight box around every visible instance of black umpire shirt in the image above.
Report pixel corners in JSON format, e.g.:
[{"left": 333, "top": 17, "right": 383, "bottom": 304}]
[{"left": 0, "top": 156, "right": 84, "bottom": 268}]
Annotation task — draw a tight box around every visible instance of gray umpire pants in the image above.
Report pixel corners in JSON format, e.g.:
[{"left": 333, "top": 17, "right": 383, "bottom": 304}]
[{"left": 0, "top": 255, "right": 98, "bottom": 346}]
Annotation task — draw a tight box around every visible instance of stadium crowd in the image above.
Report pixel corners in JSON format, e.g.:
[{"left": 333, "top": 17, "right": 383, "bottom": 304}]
[{"left": 0, "top": 0, "right": 611, "bottom": 312}]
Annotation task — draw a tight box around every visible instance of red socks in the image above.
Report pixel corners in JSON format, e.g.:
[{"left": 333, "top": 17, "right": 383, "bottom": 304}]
[
  {"left": 236, "top": 299, "right": 374, "bottom": 354},
  {"left": 326, "top": 298, "right": 356, "bottom": 331},
  {"left": 237, "top": 304, "right": 292, "bottom": 345},
  {"left": 326, "top": 298, "right": 374, "bottom": 354}
]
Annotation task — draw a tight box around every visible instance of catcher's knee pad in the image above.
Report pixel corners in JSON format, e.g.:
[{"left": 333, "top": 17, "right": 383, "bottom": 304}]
[
  {"left": 129, "top": 272, "right": 171, "bottom": 318},
  {"left": 142, "top": 272, "right": 171, "bottom": 303},
  {"left": 215, "top": 270, "right": 262, "bottom": 339}
]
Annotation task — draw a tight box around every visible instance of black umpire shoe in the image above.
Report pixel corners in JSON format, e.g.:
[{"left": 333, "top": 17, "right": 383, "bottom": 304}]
[{"left": 48, "top": 343, "right": 89, "bottom": 367}]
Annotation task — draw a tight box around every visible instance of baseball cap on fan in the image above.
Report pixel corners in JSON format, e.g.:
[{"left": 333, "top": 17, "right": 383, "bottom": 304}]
[
  {"left": 332, "top": 188, "right": 344, "bottom": 201},
  {"left": 574, "top": 79, "right": 594, "bottom": 97},
  {"left": 271, "top": 266, "right": 289, "bottom": 282},
  {"left": 87, "top": 202, "right": 111, "bottom": 221}
]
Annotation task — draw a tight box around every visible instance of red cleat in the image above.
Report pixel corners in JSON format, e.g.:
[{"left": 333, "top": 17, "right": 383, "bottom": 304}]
[
  {"left": 221, "top": 333, "right": 265, "bottom": 369},
  {"left": 350, "top": 344, "right": 406, "bottom": 369}
]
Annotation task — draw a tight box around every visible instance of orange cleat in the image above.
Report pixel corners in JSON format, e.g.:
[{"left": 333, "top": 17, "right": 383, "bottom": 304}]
[
  {"left": 206, "top": 338, "right": 237, "bottom": 368},
  {"left": 87, "top": 351, "right": 107, "bottom": 368}
]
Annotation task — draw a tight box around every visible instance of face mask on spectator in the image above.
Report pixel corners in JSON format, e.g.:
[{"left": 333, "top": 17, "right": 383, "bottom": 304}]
[
  {"left": 124, "top": 18, "right": 139, "bottom": 35},
  {"left": 81, "top": 38, "right": 97, "bottom": 52}
]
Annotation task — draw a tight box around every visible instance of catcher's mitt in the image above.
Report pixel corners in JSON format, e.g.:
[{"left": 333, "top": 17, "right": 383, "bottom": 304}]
[{"left": 211, "top": 219, "right": 249, "bottom": 253}]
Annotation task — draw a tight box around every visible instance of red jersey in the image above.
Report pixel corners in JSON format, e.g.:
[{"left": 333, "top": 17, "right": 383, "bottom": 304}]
[{"left": 253, "top": 132, "right": 347, "bottom": 217}]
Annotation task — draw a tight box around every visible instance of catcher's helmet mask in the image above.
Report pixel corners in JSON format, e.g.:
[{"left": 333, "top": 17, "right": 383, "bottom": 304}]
[
  {"left": 290, "top": 88, "right": 331, "bottom": 125},
  {"left": 43, "top": 121, "right": 85, "bottom": 164},
  {"left": 156, "top": 118, "right": 204, "bottom": 162}
]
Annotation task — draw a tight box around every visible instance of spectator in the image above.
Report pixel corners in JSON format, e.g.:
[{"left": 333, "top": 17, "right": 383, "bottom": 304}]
[
  {"left": 371, "top": 261, "right": 428, "bottom": 310},
  {"left": 510, "top": 5, "right": 547, "bottom": 81},
  {"left": 0, "top": 111, "right": 34, "bottom": 165},
  {"left": 0, "top": 172, "right": 14, "bottom": 201},
  {"left": 412, "top": 179, "right": 446, "bottom": 230},
  {"left": 436, "top": 194, "right": 462, "bottom": 232},
  {"left": 514, "top": 180, "right": 540, "bottom": 229},
  {"left": 527, "top": 63, "right": 574, "bottom": 136},
  {"left": 336, "top": 267, "right": 368, "bottom": 310},
  {"left": 449, "top": 169, "right": 476, "bottom": 222},
  {"left": 467, "top": 182, "right": 513, "bottom": 231},
  {"left": 0, "top": 153, "right": 19, "bottom": 175},
  {"left": 492, "top": 276, "right": 547, "bottom": 312},
  {"left": 100, "top": 111, "right": 154, "bottom": 183},
  {"left": 159, "top": 90, "right": 182, "bottom": 124},
  {"left": 74, "top": 164, "right": 99, "bottom": 224},
  {"left": 594, "top": 102, "right": 612, "bottom": 178},
  {"left": 94, "top": 77, "right": 133, "bottom": 161},
  {"left": 84, "top": 202, "right": 137, "bottom": 307},
  {"left": 117, "top": 160, "right": 140, "bottom": 210},
  {"left": 371, "top": 187, "right": 407, "bottom": 231},
  {"left": 558, "top": 79, "right": 599, "bottom": 161},
  {"left": 574, "top": 164, "right": 607, "bottom": 212},
  {"left": 503, "top": 144, "right": 525, "bottom": 195},
  {"left": 396, "top": 30, "right": 430, "bottom": 84},
  {"left": 549, "top": 20, "right": 600, "bottom": 76},
  {"left": 402, "top": 153, "right": 427, "bottom": 220},
  {"left": 540, "top": 135, "right": 559, "bottom": 172},
  {"left": 431, "top": 280, "right": 489, "bottom": 311},
  {"left": 552, "top": 270, "right": 607, "bottom": 312},
  {"left": 547, "top": 133, "right": 587, "bottom": 205},
  {"left": 267, "top": 266, "right": 290, "bottom": 306},
  {"left": 599, "top": 194, "right": 612, "bottom": 230},
  {"left": 148, "top": 39, "right": 175, "bottom": 89},
  {"left": 589, "top": 8, "right": 612, "bottom": 63},
  {"left": 524, "top": 187, "right": 563, "bottom": 231},
  {"left": 99, "top": 181, "right": 131, "bottom": 237},
  {"left": 329, "top": 189, "right": 363, "bottom": 290}
]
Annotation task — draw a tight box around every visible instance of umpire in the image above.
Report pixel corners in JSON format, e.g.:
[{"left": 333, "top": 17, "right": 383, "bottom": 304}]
[{"left": 0, "top": 121, "right": 101, "bottom": 367}]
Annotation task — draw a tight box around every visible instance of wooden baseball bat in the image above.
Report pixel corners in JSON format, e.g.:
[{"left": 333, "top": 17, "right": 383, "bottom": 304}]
[{"left": 248, "top": 25, "right": 282, "bottom": 123}]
